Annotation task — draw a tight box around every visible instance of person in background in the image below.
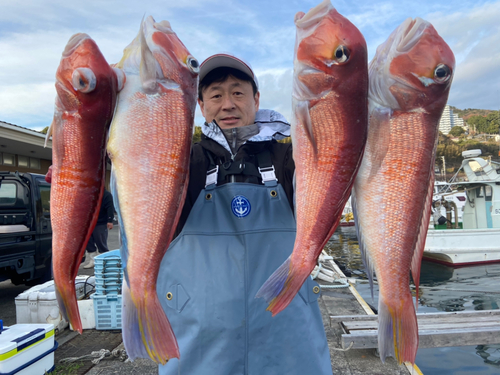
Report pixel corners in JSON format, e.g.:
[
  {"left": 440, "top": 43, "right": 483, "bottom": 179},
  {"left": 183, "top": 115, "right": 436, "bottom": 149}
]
[
  {"left": 83, "top": 189, "right": 115, "bottom": 269},
  {"left": 157, "top": 54, "right": 332, "bottom": 375}
]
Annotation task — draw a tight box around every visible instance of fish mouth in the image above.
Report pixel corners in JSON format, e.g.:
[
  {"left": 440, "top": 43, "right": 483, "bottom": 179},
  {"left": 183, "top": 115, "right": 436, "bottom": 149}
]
[
  {"left": 150, "top": 18, "right": 175, "bottom": 35},
  {"left": 368, "top": 17, "right": 431, "bottom": 109},
  {"left": 63, "top": 33, "right": 91, "bottom": 57},
  {"left": 295, "top": 0, "right": 331, "bottom": 29},
  {"left": 396, "top": 18, "right": 428, "bottom": 53},
  {"left": 141, "top": 16, "right": 192, "bottom": 82}
]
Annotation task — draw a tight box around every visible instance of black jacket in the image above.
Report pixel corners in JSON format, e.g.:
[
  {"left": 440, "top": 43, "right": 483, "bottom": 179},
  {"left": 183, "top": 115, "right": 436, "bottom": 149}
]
[
  {"left": 97, "top": 189, "right": 115, "bottom": 225},
  {"left": 175, "top": 134, "right": 295, "bottom": 234}
]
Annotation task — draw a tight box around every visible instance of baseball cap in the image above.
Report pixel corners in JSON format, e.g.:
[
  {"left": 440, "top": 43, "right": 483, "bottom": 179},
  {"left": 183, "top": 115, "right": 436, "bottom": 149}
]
[{"left": 199, "top": 53, "right": 259, "bottom": 89}]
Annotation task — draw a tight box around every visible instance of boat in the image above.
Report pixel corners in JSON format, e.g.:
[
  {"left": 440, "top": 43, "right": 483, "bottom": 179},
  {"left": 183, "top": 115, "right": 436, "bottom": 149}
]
[{"left": 423, "top": 149, "right": 500, "bottom": 266}]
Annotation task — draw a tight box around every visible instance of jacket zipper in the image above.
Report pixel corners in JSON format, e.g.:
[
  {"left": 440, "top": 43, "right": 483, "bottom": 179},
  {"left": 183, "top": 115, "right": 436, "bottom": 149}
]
[{"left": 231, "top": 128, "right": 237, "bottom": 182}]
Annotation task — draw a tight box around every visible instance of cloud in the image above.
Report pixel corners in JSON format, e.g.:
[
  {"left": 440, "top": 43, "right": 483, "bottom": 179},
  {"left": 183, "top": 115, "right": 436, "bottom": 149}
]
[
  {"left": 427, "top": 2, "right": 500, "bottom": 109},
  {"left": 1, "top": 0, "right": 499, "bottom": 130},
  {"left": 0, "top": 82, "right": 55, "bottom": 128},
  {"left": 257, "top": 68, "right": 294, "bottom": 122}
]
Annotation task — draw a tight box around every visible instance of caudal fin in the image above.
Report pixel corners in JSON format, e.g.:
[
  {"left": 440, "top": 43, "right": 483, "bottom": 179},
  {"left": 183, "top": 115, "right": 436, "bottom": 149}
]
[
  {"left": 377, "top": 293, "right": 418, "bottom": 364},
  {"left": 55, "top": 281, "right": 82, "bottom": 334},
  {"left": 255, "top": 256, "right": 309, "bottom": 316},
  {"left": 122, "top": 282, "right": 179, "bottom": 364}
]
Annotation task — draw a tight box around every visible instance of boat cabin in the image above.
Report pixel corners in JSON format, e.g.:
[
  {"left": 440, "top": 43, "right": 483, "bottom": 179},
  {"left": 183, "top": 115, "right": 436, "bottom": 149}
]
[{"left": 459, "top": 150, "right": 500, "bottom": 230}]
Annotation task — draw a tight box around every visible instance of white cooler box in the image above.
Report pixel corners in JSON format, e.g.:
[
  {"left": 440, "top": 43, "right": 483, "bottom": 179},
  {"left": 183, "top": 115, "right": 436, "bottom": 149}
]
[
  {"left": 0, "top": 323, "right": 57, "bottom": 375},
  {"left": 15, "top": 276, "right": 96, "bottom": 332}
]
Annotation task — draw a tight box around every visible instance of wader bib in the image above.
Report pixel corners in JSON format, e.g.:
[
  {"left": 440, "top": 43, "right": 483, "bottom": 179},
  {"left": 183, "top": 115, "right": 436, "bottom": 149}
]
[{"left": 157, "top": 157, "right": 332, "bottom": 375}]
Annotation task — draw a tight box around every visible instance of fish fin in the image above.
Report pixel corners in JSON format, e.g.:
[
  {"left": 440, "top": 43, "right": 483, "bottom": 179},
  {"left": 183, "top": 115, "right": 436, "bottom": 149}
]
[
  {"left": 295, "top": 100, "right": 318, "bottom": 156},
  {"left": 122, "top": 281, "right": 180, "bottom": 364},
  {"left": 139, "top": 18, "right": 158, "bottom": 93},
  {"left": 44, "top": 119, "right": 54, "bottom": 148},
  {"left": 255, "top": 256, "right": 309, "bottom": 316},
  {"left": 351, "top": 188, "right": 375, "bottom": 299},
  {"left": 411, "top": 173, "right": 434, "bottom": 310},
  {"left": 55, "top": 281, "right": 82, "bottom": 334},
  {"left": 122, "top": 281, "right": 149, "bottom": 361},
  {"left": 110, "top": 166, "right": 129, "bottom": 284},
  {"left": 377, "top": 293, "right": 418, "bottom": 364},
  {"left": 367, "top": 106, "right": 391, "bottom": 182}
]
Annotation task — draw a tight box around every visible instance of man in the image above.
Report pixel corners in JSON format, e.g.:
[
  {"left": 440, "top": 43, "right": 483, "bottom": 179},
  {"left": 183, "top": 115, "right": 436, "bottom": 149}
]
[
  {"left": 83, "top": 189, "right": 115, "bottom": 268},
  {"left": 157, "top": 54, "right": 332, "bottom": 374}
]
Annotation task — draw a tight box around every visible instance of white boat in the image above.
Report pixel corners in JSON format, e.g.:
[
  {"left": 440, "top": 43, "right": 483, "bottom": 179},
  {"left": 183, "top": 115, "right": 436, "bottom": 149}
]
[
  {"left": 432, "top": 181, "right": 466, "bottom": 223},
  {"left": 423, "top": 149, "right": 500, "bottom": 266}
]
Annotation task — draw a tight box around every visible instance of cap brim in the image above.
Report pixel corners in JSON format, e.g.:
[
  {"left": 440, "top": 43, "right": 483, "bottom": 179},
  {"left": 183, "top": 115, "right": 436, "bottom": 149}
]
[{"left": 199, "top": 54, "right": 256, "bottom": 86}]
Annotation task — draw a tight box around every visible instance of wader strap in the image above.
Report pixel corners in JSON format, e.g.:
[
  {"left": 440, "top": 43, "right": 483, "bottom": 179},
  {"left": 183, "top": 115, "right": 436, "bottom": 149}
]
[
  {"left": 204, "top": 149, "right": 278, "bottom": 188},
  {"left": 257, "top": 150, "right": 278, "bottom": 187}
]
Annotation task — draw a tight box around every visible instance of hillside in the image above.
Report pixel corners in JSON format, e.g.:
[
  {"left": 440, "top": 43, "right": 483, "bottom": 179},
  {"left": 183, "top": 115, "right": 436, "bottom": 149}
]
[{"left": 449, "top": 106, "right": 496, "bottom": 120}]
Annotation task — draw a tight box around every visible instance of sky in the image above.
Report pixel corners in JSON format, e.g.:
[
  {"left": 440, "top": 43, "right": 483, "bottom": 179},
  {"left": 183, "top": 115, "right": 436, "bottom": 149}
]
[{"left": 0, "top": 0, "right": 499, "bottom": 131}]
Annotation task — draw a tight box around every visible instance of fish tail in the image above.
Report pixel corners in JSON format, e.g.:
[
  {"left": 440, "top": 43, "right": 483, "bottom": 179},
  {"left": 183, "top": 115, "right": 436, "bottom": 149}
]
[
  {"left": 55, "top": 282, "right": 82, "bottom": 333},
  {"left": 256, "top": 256, "right": 308, "bottom": 316},
  {"left": 122, "top": 282, "right": 179, "bottom": 364},
  {"left": 378, "top": 293, "right": 418, "bottom": 364}
]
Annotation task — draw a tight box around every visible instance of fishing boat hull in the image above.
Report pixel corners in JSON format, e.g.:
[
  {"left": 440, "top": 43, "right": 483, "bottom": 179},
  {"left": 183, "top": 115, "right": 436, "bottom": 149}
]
[{"left": 423, "top": 228, "right": 500, "bottom": 266}]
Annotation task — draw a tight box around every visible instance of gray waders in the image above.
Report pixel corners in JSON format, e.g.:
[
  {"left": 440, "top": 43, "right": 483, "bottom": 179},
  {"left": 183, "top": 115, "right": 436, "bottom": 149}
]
[{"left": 157, "top": 158, "right": 332, "bottom": 375}]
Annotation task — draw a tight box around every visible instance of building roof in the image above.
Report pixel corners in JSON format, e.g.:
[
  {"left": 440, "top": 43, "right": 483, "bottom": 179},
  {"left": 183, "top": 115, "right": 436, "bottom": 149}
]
[{"left": 0, "top": 120, "right": 52, "bottom": 160}]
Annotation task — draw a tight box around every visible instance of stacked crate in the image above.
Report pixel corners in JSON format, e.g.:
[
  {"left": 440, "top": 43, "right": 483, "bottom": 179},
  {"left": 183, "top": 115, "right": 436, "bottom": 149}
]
[{"left": 91, "top": 250, "right": 123, "bottom": 330}]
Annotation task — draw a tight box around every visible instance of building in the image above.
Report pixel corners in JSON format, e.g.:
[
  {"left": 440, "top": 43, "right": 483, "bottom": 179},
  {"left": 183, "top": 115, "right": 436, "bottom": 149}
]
[
  {"left": 0, "top": 121, "right": 52, "bottom": 175},
  {"left": 439, "top": 105, "right": 466, "bottom": 135},
  {"left": 1, "top": 120, "right": 112, "bottom": 186}
]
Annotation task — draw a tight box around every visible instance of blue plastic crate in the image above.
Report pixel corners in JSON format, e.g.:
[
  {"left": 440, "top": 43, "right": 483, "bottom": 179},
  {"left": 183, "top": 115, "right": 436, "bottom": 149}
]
[
  {"left": 94, "top": 250, "right": 123, "bottom": 296},
  {"left": 92, "top": 294, "right": 122, "bottom": 330}
]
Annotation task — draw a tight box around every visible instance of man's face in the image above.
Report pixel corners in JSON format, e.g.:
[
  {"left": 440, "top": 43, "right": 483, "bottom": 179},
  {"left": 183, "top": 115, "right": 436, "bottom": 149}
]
[{"left": 198, "top": 76, "right": 260, "bottom": 129}]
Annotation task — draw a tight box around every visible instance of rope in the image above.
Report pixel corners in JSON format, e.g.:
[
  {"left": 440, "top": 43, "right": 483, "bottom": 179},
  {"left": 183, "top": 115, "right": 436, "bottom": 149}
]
[
  {"left": 59, "top": 348, "right": 128, "bottom": 365},
  {"left": 311, "top": 254, "right": 350, "bottom": 289},
  {"left": 331, "top": 341, "right": 354, "bottom": 351}
]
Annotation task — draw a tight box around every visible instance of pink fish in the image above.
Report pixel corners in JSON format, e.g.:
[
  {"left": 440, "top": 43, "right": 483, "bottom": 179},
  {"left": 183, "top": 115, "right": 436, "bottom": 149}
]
[
  {"left": 352, "top": 18, "right": 455, "bottom": 364},
  {"left": 107, "top": 17, "right": 198, "bottom": 364},
  {"left": 49, "top": 33, "right": 123, "bottom": 333},
  {"left": 257, "top": 0, "right": 368, "bottom": 315}
]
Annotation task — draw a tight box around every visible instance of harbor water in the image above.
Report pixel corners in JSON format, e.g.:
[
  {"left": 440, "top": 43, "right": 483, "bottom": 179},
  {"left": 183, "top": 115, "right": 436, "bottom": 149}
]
[{"left": 326, "top": 225, "right": 500, "bottom": 375}]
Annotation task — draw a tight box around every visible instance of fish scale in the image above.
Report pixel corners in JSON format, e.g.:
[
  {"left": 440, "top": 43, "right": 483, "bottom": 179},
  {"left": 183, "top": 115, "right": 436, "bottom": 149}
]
[
  {"left": 352, "top": 17, "right": 455, "bottom": 364},
  {"left": 107, "top": 16, "right": 198, "bottom": 364},
  {"left": 50, "top": 33, "right": 121, "bottom": 334},
  {"left": 257, "top": 0, "right": 368, "bottom": 316}
]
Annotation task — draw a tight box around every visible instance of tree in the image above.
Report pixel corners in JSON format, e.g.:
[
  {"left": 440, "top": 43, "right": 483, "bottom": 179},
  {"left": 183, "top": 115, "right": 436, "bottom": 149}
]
[
  {"left": 448, "top": 126, "right": 465, "bottom": 137},
  {"left": 192, "top": 126, "right": 202, "bottom": 143},
  {"left": 40, "top": 126, "right": 49, "bottom": 134}
]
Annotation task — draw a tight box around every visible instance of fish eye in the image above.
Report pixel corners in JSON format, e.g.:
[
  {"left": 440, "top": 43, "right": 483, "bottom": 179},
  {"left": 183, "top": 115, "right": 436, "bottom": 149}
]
[
  {"left": 187, "top": 56, "right": 200, "bottom": 73},
  {"left": 434, "top": 64, "right": 451, "bottom": 83},
  {"left": 334, "top": 45, "right": 350, "bottom": 63},
  {"left": 71, "top": 68, "right": 96, "bottom": 93}
]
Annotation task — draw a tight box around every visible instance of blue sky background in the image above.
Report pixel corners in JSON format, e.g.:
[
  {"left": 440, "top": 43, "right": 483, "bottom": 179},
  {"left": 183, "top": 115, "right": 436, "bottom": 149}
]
[{"left": 0, "top": 0, "right": 499, "bottom": 130}]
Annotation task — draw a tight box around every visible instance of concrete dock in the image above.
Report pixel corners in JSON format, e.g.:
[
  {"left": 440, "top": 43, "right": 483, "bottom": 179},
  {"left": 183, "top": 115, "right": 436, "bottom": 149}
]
[
  {"left": 319, "top": 284, "right": 412, "bottom": 375},
  {"left": 52, "top": 228, "right": 413, "bottom": 374},
  {"left": 53, "top": 281, "right": 413, "bottom": 374}
]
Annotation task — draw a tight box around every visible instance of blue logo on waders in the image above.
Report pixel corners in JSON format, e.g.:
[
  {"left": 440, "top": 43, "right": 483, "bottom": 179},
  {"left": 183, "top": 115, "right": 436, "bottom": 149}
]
[{"left": 231, "top": 195, "right": 251, "bottom": 218}]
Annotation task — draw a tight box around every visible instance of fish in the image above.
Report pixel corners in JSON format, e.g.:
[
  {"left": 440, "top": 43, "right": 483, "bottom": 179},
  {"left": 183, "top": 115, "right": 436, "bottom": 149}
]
[
  {"left": 49, "top": 33, "right": 124, "bottom": 333},
  {"left": 106, "top": 16, "right": 199, "bottom": 364},
  {"left": 351, "top": 18, "right": 455, "bottom": 364},
  {"left": 256, "top": 0, "right": 368, "bottom": 315}
]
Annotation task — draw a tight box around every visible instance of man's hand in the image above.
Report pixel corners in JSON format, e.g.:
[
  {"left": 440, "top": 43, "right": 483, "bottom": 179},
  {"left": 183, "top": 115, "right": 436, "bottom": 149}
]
[
  {"left": 107, "top": 223, "right": 114, "bottom": 230},
  {"left": 45, "top": 165, "right": 53, "bottom": 183}
]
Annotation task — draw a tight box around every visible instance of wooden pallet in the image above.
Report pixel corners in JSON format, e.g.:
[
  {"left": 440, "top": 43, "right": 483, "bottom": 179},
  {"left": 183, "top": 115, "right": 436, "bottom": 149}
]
[{"left": 330, "top": 309, "right": 500, "bottom": 349}]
